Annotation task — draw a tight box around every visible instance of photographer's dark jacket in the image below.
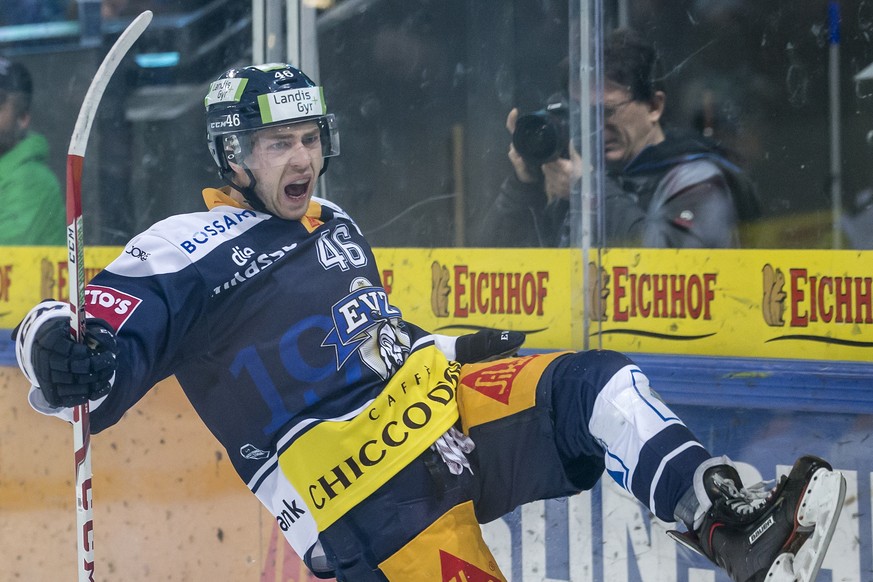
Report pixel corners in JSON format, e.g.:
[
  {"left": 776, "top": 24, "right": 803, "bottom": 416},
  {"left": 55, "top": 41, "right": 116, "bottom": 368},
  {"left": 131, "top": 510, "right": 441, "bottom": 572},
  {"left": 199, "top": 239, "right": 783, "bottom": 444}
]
[{"left": 476, "top": 132, "right": 759, "bottom": 248}]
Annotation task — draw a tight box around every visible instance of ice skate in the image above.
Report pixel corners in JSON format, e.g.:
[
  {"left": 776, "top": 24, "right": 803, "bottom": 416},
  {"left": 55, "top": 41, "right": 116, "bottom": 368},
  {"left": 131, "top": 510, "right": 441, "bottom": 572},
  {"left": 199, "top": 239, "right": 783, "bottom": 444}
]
[{"left": 668, "top": 455, "right": 846, "bottom": 582}]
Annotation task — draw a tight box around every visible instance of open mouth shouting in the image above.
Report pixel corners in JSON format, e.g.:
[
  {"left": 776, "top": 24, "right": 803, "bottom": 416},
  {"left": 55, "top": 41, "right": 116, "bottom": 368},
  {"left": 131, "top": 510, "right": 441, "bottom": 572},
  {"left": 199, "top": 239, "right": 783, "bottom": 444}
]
[
  {"left": 284, "top": 178, "right": 311, "bottom": 200},
  {"left": 264, "top": 174, "right": 314, "bottom": 220}
]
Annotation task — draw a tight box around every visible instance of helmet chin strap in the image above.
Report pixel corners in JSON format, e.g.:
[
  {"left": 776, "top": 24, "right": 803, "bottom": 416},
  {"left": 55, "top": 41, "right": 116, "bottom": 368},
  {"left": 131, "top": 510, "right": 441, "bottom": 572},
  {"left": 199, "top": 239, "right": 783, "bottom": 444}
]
[{"left": 221, "top": 165, "right": 268, "bottom": 213}]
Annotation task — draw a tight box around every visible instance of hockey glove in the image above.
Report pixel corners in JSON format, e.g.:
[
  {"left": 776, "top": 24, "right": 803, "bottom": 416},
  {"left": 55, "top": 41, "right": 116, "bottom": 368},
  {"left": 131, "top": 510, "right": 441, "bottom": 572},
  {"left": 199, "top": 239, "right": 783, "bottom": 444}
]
[
  {"left": 453, "top": 328, "right": 525, "bottom": 364},
  {"left": 14, "top": 307, "right": 118, "bottom": 408}
]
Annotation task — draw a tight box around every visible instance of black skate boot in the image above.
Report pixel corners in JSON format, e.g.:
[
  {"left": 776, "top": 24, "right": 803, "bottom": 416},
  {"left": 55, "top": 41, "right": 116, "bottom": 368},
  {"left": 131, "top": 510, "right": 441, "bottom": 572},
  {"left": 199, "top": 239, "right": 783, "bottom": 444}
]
[{"left": 668, "top": 455, "right": 846, "bottom": 582}]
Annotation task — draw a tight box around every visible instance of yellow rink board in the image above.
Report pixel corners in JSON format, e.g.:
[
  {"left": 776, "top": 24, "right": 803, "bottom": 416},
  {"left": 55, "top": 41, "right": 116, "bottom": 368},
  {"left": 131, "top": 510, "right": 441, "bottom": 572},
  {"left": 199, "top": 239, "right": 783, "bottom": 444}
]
[
  {"left": 377, "top": 247, "right": 873, "bottom": 360},
  {"left": 592, "top": 247, "right": 873, "bottom": 361},
  {"left": 1, "top": 246, "right": 871, "bottom": 361}
]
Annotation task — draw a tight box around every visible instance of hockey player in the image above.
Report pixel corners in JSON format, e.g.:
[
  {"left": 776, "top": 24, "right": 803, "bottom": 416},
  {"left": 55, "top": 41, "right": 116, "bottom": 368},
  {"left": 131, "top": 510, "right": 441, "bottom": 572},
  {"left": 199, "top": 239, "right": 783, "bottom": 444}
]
[{"left": 14, "top": 63, "right": 845, "bottom": 582}]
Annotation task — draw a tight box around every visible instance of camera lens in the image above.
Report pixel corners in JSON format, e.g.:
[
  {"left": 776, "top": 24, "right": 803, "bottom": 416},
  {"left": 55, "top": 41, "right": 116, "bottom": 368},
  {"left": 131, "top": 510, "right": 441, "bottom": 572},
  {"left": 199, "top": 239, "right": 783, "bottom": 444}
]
[
  {"left": 512, "top": 104, "right": 569, "bottom": 165},
  {"left": 513, "top": 112, "right": 561, "bottom": 164}
]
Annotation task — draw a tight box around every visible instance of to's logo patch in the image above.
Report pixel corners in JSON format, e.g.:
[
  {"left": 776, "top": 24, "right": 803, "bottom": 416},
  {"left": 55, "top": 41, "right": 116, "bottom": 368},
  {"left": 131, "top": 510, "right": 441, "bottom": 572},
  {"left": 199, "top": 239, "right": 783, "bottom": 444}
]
[
  {"left": 84, "top": 285, "right": 143, "bottom": 331},
  {"left": 439, "top": 550, "right": 501, "bottom": 582},
  {"left": 459, "top": 356, "right": 536, "bottom": 405}
]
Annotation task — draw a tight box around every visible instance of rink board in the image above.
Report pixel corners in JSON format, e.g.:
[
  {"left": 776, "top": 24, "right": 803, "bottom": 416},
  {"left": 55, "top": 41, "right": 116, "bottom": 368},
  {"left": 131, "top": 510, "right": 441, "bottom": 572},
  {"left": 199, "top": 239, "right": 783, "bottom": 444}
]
[
  {"left": 1, "top": 246, "right": 872, "bottom": 362},
  {"left": 1, "top": 246, "right": 871, "bottom": 580}
]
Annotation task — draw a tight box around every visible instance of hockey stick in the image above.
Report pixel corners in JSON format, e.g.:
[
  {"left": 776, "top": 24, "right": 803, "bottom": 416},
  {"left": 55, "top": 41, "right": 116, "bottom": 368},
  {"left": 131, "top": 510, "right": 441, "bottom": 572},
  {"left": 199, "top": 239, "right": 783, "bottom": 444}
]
[{"left": 66, "top": 11, "right": 152, "bottom": 581}]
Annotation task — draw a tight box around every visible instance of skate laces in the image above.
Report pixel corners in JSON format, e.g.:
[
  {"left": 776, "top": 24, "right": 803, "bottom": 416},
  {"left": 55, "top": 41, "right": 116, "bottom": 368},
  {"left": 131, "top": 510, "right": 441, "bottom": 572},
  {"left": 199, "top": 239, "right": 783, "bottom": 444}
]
[
  {"left": 431, "top": 426, "right": 475, "bottom": 475},
  {"left": 714, "top": 473, "right": 775, "bottom": 516}
]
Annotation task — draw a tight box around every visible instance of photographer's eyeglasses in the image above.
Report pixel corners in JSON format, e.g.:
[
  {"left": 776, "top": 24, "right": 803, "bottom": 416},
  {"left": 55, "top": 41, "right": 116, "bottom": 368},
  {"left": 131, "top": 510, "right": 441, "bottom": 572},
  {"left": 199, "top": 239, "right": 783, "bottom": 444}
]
[{"left": 591, "top": 99, "right": 634, "bottom": 121}]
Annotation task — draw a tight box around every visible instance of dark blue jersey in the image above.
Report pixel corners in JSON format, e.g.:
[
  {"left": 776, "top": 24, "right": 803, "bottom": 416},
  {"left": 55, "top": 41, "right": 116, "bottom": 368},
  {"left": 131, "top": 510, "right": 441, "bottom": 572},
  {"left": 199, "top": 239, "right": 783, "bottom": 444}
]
[{"left": 85, "top": 189, "right": 435, "bottom": 492}]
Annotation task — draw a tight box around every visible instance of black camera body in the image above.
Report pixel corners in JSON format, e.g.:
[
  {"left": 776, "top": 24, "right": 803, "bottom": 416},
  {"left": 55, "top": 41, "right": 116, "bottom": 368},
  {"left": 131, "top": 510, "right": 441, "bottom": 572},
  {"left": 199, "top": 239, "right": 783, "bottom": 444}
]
[{"left": 512, "top": 100, "right": 570, "bottom": 165}]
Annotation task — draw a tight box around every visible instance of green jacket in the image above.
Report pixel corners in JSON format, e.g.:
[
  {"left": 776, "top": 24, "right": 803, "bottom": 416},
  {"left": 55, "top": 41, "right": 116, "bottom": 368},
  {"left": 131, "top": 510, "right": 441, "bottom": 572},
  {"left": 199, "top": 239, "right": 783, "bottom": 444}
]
[{"left": 0, "top": 132, "right": 64, "bottom": 245}]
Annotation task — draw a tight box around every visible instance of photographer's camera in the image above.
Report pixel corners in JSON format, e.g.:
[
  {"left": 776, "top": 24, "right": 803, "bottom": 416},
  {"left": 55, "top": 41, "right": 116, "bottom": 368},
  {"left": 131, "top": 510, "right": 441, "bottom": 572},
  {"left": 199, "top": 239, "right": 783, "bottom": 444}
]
[{"left": 512, "top": 101, "right": 570, "bottom": 165}]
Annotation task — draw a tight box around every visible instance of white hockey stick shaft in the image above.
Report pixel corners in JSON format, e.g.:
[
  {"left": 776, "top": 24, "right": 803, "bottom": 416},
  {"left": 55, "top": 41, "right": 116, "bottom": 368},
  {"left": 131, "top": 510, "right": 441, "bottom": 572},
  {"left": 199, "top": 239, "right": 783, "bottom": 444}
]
[{"left": 66, "top": 11, "right": 152, "bottom": 581}]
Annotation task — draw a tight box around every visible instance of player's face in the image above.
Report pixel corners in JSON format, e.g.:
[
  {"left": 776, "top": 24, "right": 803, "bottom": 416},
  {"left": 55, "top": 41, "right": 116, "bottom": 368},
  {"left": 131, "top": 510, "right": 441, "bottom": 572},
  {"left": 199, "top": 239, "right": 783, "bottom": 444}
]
[
  {"left": 600, "top": 81, "right": 664, "bottom": 169},
  {"left": 234, "top": 121, "right": 325, "bottom": 220}
]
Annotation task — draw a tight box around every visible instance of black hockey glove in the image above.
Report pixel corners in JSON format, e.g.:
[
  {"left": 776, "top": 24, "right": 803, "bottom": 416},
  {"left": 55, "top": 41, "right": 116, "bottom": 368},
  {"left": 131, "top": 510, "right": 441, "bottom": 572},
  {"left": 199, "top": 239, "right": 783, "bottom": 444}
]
[
  {"left": 28, "top": 316, "right": 118, "bottom": 408},
  {"left": 453, "top": 328, "right": 525, "bottom": 364}
]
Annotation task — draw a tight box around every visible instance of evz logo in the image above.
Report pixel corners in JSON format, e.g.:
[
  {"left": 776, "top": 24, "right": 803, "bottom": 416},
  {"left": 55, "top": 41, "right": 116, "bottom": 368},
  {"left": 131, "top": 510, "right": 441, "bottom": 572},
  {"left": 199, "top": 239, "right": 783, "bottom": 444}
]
[{"left": 322, "top": 278, "right": 409, "bottom": 380}]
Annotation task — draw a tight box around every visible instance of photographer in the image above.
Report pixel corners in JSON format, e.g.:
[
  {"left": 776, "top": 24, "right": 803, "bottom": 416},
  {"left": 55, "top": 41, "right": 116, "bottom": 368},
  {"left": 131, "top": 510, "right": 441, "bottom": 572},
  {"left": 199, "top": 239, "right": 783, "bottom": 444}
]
[{"left": 476, "top": 28, "right": 759, "bottom": 249}]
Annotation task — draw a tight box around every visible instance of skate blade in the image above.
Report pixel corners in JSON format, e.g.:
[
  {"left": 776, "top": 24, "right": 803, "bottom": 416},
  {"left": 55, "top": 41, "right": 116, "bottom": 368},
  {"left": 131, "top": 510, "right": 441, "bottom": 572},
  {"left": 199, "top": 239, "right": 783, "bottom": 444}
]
[
  {"left": 764, "top": 467, "right": 847, "bottom": 582},
  {"left": 666, "top": 530, "right": 706, "bottom": 559}
]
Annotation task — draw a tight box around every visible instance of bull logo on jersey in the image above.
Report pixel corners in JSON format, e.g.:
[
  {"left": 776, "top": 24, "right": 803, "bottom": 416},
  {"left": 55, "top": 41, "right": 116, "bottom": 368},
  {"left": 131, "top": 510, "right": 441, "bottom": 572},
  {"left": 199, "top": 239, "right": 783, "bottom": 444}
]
[{"left": 322, "top": 277, "right": 411, "bottom": 379}]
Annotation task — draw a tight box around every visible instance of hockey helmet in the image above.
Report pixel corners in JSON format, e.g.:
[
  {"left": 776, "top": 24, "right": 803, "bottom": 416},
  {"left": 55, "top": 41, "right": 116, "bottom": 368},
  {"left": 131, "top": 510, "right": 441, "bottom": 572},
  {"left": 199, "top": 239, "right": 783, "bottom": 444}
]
[{"left": 205, "top": 63, "right": 339, "bottom": 176}]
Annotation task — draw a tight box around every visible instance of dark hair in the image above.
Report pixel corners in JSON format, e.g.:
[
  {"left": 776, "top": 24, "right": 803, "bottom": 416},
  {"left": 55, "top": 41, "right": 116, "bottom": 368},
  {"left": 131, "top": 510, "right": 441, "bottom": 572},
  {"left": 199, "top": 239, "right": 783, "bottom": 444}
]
[
  {"left": 0, "top": 58, "right": 33, "bottom": 115},
  {"left": 603, "top": 28, "right": 663, "bottom": 103}
]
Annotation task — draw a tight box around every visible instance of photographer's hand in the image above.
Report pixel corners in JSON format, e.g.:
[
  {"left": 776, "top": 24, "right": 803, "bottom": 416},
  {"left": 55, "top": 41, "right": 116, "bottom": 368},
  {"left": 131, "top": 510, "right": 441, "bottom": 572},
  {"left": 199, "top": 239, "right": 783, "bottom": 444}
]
[
  {"left": 506, "top": 108, "right": 539, "bottom": 184},
  {"left": 542, "top": 147, "right": 583, "bottom": 203}
]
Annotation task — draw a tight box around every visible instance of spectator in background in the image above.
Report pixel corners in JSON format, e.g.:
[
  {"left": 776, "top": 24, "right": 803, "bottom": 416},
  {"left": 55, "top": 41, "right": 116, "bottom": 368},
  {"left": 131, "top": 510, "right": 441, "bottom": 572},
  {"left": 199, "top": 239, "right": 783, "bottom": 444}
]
[
  {"left": 476, "top": 28, "right": 760, "bottom": 249},
  {"left": 0, "top": 57, "right": 64, "bottom": 245}
]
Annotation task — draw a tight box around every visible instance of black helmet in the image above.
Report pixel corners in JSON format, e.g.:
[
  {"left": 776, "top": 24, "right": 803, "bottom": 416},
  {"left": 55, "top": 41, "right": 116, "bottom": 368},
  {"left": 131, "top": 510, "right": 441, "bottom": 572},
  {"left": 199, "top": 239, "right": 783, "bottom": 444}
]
[{"left": 204, "top": 63, "right": 339, "bottom": 206}]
